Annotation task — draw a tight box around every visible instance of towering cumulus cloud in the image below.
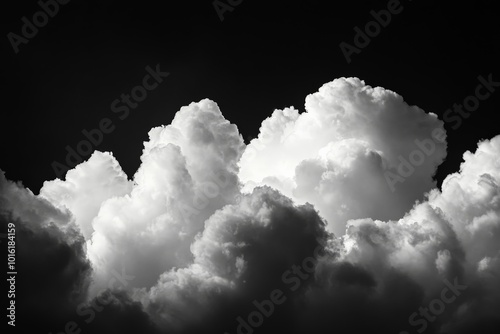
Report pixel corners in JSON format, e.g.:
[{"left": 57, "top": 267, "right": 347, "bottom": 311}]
[
  {"left": 239, "top": 78, "right": 447, "bottom": 236},
  {"left": 1, "top": 78, "right": 499, "bottom": 334}
]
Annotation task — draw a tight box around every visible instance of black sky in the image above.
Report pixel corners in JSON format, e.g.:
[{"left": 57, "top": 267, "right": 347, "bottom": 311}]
[
  {"left": 2, "top": 2, "right": 500, "bottom": 334},
  {"left": 1, "top": 0, "right": 499, "bottom": 192}
]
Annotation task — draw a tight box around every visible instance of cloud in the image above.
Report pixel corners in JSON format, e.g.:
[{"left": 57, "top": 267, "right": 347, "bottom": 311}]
[
  {"left": 1, "top": 78, "right": 499, "bottom": 334},
  {"left": 139, "top": 186, "right": 328, "bottom": 333},
  {"left": 293, "top": 135, "right": 500, "bottom": 334},
  {"left": 0, "top": 171, "right": 91, "bottom": 332},
  {"left": 238, "top": 77, "right": 447, "bottom": 236},
  {"left": 40, "top": 151, "right": 133, "bottom": 239}
]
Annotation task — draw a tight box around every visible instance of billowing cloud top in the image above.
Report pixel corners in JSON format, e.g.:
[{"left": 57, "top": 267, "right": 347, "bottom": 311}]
[
  {"left": 1, "top": 78, "right": 499, "bottom": 334},
  {"left": 239, "top": 78, "right": 447, "bottom": 236}
]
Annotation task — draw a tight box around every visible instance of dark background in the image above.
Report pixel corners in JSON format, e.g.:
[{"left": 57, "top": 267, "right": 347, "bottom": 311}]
[{"left": 1, "top": 0, "right": 499, "bottom": 193}]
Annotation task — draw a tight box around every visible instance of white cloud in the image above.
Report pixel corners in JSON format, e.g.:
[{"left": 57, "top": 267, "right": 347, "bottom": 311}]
[
  {"left": 238, "top": 77, "right": 447, "bottom": 236},
  {"left": 40, "top": 151, "right": 133, "bottom": 239}
]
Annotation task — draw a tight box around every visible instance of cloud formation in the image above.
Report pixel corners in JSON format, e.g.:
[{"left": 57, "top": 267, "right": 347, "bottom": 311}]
[
  {"left": 238, "top": 77, "right": 447, "bottom": 236},
  {"left": 1, "top": 78, "right": 499, "bottom": 334}
]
